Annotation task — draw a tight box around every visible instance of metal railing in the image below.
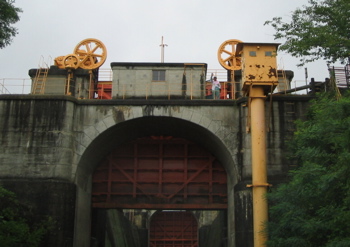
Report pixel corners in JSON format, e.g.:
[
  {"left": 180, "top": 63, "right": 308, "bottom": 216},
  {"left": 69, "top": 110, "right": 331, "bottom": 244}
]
[
  {"left": 207, "top": 69, "right": 228, "bottom": 82},
  {"left": 98, "top": 68, "right": 113, "bottom": 82},
  {"left": 328, "top": 65, "right": 349, "bottom": 88},
  {"left": 0, "top": 78, "right": 310, "bottom": 98},
  {"left": 97, "top": 68, "right": 228, "bottom": 82},
  {"left": 0, "top": 78, "right": 32, "bottom": 94},
  {"left": 1, "top": 68, "right": 311, "bottom": 97}
]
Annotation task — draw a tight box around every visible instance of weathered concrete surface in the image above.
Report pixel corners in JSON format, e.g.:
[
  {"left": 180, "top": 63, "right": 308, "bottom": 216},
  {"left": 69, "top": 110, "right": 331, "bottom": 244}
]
[
  {"left": 111, "top": 63, "right": 207, "bottom": 99},
  {"left": 0, "top": 96, "right": 75, "bottom": 179},
  {"left": 0, "top": 94, "right": 311, "bottom": 247},
  {"left": 234, "top": 183, "right": 254, "bottom": 247},
  {"left": 91, "top": 209, "right": 142, "bottom": 247},
  {"left": 29, "top": 67, "right": 94, "bottom": 98},
  {"left": 105, "top": 209, "right": 140, "bottom": 247},
  {"left": 199, "top": 211, "right": 227, "bottom": 247}
]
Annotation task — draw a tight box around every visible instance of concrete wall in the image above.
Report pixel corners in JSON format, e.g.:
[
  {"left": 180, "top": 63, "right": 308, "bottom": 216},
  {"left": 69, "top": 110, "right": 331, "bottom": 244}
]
[
  {"left": 28, "top": 66, "right": 95, "bottom": 98},
  {"left": 105, "top": 209, "right": 140, "bottom": 247},
  {"left": 111, "top": 63, "right": 207, "bottom": 99},
  {"left": 91, "top": 209, "right": 141, "bottom": 247},
  {"left": 199, "top": 211, "right": 227, "bottom": 247},
  {"left": 0, "top": 94, "right": 311, "bottom": 247},
  {"left": 0, "top": 95, "right": 77, "bottom": 246}
]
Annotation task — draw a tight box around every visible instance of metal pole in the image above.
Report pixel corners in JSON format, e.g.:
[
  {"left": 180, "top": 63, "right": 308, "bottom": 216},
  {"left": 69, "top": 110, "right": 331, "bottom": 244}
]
[
  {"left": 160, "top": 36, "right": 167, "bottom": 63},
  {"left": 305, "top": 67, "right": 309, "bottom": 94},
  {"left": 231, "top": 70, "right": 235, "bottom": 99},
  {"left": 250, "top": 86, "right": 268, "bottom": 247}
]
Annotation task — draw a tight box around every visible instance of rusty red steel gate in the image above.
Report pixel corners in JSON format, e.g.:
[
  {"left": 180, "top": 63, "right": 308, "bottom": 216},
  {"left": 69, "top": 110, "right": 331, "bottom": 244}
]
[
  {"left": 150, "top": 211, "right": 198, "bottom": 247},
  {"left": 92, "top": 136, "right": 227, "bottom": 209}
]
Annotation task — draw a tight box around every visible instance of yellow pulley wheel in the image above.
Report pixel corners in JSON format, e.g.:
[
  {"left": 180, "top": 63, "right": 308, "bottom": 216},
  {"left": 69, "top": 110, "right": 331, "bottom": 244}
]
[
  {"left": 63, "top": 54, "right": 79, "bottom": 69},
  {"left": 217, "top": 39, "right": 243, "bottom": 70},
  {"left": 74, "top": 38, "right": 107, "bottom": 70}
]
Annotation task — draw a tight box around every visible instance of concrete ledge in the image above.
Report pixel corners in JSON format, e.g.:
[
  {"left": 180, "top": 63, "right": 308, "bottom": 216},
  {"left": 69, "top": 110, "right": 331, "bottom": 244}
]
[{"left": 0, "top": 94, "right": 314, "bottom": 106}]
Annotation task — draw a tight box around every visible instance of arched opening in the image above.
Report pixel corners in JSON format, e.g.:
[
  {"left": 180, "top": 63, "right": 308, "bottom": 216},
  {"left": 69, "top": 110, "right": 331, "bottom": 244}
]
[{"left": 74, "top": 116, "right": 237, "bottom": 247}]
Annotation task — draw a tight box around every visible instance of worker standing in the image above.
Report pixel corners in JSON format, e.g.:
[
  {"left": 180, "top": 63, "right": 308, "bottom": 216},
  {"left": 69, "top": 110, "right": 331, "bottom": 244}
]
[{"left": 211, "top": 73, "right": 221, "bottom": 99}]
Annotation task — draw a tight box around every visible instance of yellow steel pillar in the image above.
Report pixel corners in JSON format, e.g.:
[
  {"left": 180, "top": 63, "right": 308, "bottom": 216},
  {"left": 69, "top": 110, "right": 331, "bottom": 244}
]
[
  {"left": 234, "top": 40, "right": 279, "bottom": 247},
  {"left": 249, "top": 86, "right": 268, "bottom": 247}
]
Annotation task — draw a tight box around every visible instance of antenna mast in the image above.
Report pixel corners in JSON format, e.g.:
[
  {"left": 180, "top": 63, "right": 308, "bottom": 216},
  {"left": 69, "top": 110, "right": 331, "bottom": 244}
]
[{"left": 160, "top": 36, "right": 168, "bottom": 63}]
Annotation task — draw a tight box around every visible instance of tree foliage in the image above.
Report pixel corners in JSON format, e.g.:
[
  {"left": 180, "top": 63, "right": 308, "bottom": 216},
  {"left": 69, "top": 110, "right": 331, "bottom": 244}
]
[
  {"left": 266, "top": 93, "right": 350, "bottom": 247},
  {"left": 0, "top": 0, "right": 22, "bottom": 49},
  {"left": 0, "top": 186, "right": 50, "bottom": 247},
  {"left": 265, "top": 0, "right": 350, "bottom": 66}
]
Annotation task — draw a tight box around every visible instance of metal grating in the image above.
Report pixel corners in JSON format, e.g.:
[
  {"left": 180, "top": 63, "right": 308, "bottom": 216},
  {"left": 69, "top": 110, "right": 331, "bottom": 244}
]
[
  {"left": 329, "top": 65, "right": 350, "bottom": 88},
  {"left": 92, "top": 137, "right": 227, "bottom": 209},
  {"left": 150, "top": 211, "right": 198, "bottom": 247}
]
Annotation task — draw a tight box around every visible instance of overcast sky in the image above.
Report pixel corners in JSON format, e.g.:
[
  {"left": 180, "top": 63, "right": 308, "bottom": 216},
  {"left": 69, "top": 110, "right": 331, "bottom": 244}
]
[{"left": 0, "top": 0, "right": 339, "bottom": 88}]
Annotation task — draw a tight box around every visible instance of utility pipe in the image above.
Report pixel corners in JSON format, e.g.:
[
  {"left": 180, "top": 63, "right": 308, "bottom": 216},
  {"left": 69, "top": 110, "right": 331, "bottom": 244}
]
[{"left": 250, "top": 86, "right": 268, "bottom": 247}]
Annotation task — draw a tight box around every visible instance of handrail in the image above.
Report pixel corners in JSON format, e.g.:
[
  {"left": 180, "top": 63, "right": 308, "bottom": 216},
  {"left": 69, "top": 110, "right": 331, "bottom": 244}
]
[
  {"left": 0, "top": 78, "right": 32, "bottom": 94},
  {"left": 98, "top": 68, "right": 113, "bottom": 81},
  {"left": 1, "top": 77, "right": 313, "bottom": 98},
  {"left": 0, "top": 79, "right": 12, "bottom": 94},
  {"left": 98, "top": 68, "right": 229, "bottom": 83}
]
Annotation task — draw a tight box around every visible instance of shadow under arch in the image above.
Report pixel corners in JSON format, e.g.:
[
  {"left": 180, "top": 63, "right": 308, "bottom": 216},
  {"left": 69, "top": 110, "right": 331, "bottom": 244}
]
[{"left": 74, "top": 116, "right": 238, "bottom": 247}]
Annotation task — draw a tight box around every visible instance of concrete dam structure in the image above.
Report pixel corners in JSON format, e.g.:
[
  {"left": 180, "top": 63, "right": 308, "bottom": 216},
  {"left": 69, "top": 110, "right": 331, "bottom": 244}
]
[{"left": 0, "top": 38, "right": 313, "bottom": 247}]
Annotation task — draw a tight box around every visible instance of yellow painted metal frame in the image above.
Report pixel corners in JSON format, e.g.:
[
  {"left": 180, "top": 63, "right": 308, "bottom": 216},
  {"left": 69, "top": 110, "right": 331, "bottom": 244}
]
[
  {"left": 237, "top": 41, "right": 280, "bottom": 247},
  {"left": 54, "top": 38, "right": 107, "bottom": 70}
]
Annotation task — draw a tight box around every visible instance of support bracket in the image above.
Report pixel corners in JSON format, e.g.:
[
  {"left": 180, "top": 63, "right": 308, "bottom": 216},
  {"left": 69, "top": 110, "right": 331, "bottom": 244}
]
[{"left": 246, "top": 183, "right": 272, "bottom": 188}]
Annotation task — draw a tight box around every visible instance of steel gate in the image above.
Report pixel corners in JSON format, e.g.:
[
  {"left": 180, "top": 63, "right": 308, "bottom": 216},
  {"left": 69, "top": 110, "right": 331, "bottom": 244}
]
[
  {"left": 92, "top": 136, "right": 227, "bottom": 209},
  {"left": 150, "top": 211, "right": 198, "bottom": 247}
]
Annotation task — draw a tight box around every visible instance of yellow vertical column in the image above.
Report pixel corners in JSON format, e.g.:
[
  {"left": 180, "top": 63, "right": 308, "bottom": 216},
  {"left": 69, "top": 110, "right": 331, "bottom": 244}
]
[{"left": 250, "top": 86, "right": 268, "bottom": 247}]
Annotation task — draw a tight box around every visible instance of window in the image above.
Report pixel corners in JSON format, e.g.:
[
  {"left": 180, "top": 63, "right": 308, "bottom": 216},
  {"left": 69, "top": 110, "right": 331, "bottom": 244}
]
[
  {"left": 152, "top": 70, "right": 166, "bottom": 81},
  {"left": 249, "top": 51, "right": 257, "bottom": 57},
  {"left": 265, "top": 51, "right": 273, "bottom": 57}
]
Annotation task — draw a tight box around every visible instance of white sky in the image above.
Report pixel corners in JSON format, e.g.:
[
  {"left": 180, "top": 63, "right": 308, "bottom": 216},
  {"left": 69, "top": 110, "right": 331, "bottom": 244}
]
[{"left": 0, "top": 0, "right": 340, "bottom": 88}]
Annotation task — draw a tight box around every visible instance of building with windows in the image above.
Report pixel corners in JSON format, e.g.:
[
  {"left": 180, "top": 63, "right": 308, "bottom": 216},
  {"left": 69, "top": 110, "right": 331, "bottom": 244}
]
[{"left": 111, "top": 62, "right": 207, "bottom": 99}]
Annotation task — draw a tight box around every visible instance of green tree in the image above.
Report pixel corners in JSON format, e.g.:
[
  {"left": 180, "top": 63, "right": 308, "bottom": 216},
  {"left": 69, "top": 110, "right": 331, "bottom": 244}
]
[
  {"left": 0, "top": 186, "right": 50, "bottom": 247},
  {"left": 265, "top": 0, "right": 350, "bottom": 66},
  {"left": 0, "top": 0, "right": 22, "bottom": 49},
  {"left": 266, "top": 93, "right": 350, "bottom": 247}
]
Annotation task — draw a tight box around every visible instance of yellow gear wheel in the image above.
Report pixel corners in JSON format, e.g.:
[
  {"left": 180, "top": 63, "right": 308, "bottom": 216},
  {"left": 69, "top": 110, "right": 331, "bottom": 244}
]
[
  {"left": 217, "top": 39, "right": 243, "bottom": 70},
  {"left": 74, "top": 38, "right": 107, "bottom": 70},
  {"left": 63, "top": 54, "right": 79, "bottom": 69}
]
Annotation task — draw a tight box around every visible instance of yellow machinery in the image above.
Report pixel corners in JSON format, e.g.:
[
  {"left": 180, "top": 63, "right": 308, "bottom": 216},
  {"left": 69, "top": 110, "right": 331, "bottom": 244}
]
[
  {"left": 217, "top": 39, "right": 243, "bottom": 99},
  {"left": 218, "top": 39, "right": 280, "bottom": 247},
  {"left": 54, "top": 38, "right": 107, "bottom": 70},
  {"left": 217, "top": 39, "right": 243, "bottom": 71},
  {"left": 52, "top": 38, "right": 107, "bottom": 97},
  {"left": 236, "top": 42, "right": 279, "bottom": 95}
]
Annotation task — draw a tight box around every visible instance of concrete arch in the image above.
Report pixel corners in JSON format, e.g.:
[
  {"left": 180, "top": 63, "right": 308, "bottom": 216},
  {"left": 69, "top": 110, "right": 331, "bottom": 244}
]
[
  {"left": 76, "top": 116, "right": 238, "bottom": 180},
  {"left": 73, "top": 105, "right": 238, "bottom": 169},
  {"left": 74, "top": 115, "right": 239, "bottom": 246}
]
